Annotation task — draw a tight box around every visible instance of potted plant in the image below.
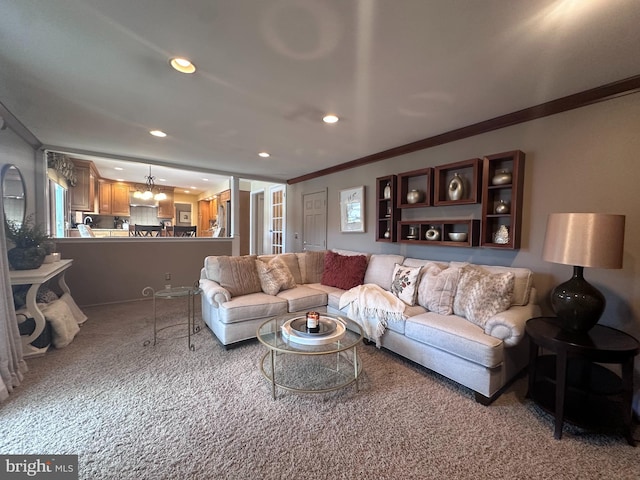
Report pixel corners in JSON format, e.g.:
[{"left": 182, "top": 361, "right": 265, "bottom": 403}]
[{"left": 5, "top": 214, "right": 50, "bottom": 270}]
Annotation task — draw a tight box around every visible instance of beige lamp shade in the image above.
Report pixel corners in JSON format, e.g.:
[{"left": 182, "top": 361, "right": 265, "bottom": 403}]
[{"left": 542, "top": 213, "right": 625, "bottom": 269}]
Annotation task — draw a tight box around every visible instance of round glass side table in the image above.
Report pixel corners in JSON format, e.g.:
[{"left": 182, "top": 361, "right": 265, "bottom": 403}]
[{"left": 142, "top": 283, "right": 201, "bottom": 351}]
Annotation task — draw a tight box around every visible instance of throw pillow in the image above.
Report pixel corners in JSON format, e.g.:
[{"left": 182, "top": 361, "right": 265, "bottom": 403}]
[
  {"left": 417, "top": 265, "right": 461, "bottom": 315},
  {"left": 256, "top": 258, "right": 296, "bottom": 296},
  {"left": 321, "top": 250, "right": 368, "bottom": 290},
  {"left": 453, "top": 265, "right": 515, "bottom": 327},
  {"left": 274, "top": 254, "right": 303, "bottom": 285},
  {"left": 42, "top": 299, "right": 80, "bottom": 348},
  {"left": 296, "top": 251, "right": 326, "bottom": 284},
  {"left": 390, "top": 264, "right": 422, "bottom": 306},
  {"left": 215, "top": 255, "right": 262, "bottom": 297}
]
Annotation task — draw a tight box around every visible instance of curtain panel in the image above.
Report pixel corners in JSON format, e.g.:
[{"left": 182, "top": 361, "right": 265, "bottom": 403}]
[{"left": 0, "top": 206, "right": 27, "bottom": 402}]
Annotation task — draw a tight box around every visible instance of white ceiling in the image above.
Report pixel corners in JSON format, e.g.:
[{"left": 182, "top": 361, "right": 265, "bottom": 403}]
[{"left": 1, "top": 0, "right": 639, "bottom": 186}]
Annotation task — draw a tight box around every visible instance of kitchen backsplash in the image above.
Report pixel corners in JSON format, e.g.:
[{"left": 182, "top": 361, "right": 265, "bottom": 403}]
[{"left": 80, "top": 206, "right": 170, "bottom": 229}]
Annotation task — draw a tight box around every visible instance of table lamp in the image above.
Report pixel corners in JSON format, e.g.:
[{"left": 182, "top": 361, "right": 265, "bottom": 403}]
[{"left": 542, "top": 213, "right": 625, "bottom": 333}]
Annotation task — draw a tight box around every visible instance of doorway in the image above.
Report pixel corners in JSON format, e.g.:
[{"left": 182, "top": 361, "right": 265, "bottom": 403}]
[
  {"left": 302, "top": 189, "right": 327, "bottom": 251},
  {"left": 251, "top": 190, "right": 265, "bottom": 255}
]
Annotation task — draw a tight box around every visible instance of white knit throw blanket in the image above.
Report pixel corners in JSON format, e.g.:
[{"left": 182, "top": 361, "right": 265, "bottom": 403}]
[{"left": 339, "top": 283, "right": 406, "bottom": 347}]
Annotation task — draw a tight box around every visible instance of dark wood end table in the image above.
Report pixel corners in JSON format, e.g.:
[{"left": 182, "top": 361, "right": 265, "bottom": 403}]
[{"left": 526, "top": 316, "right": 639, "bottom": 446}]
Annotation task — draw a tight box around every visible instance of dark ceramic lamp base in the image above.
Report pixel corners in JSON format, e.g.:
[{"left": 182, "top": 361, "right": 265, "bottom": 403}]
[{"left": 551, "top": 266, "right": 605, "bottom": 333}]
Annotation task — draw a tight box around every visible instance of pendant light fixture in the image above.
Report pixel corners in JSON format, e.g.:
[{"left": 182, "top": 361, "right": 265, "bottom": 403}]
[{"left": 133, "top": 166, "right": 167, "bottom": 201}]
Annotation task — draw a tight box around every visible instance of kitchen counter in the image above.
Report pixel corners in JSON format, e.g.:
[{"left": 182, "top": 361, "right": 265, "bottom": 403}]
[{"left": 67, "top": 228, "right": 130, "bottom": 238}]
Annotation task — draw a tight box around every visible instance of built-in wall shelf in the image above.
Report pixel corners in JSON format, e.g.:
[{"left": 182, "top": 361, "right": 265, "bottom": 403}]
[
  {"left": 397, "top": 219, "right": 480, "bottom": 247},
  {"left": 397, "top": 167, "right": 433, "bottom": 208},
  {"left": 376, "top": 175, "right": 400, "bottom": 242},
  {"left": 480, "top": 150, "right": 525, "bottom": 249},
  {"left": 374, "top": 150, "right": 525, "bottom": 249},
  {"left": 433, "top": 158, "right": 482, "bottom": 206}
]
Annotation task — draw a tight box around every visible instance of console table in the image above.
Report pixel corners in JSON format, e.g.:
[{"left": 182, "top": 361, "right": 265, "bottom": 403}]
[
  {"left": 526, "top": 316, "right": 639, "bottom": 445},
  {"left": 9, "top": 259, "right": 76, "bottom": 357}
]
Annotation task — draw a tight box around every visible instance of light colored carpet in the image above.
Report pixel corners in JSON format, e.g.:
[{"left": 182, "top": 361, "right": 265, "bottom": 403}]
[{"left": 1, "top": 298, "right": 638, "bottom": 480}]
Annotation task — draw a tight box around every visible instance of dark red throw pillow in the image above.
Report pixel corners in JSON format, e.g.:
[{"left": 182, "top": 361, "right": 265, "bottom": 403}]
[{"left": 321, "top": 251, "right": 368, "bottom": 290}]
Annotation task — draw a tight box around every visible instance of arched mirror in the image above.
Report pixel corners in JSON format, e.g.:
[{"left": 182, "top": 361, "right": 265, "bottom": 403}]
[{"left": 1, "top": 164, "right": 27, "bottom": 227}]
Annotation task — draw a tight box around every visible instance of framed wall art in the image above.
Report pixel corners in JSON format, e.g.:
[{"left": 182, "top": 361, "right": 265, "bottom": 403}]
[{"left": 340, "top": 186, "right": 365, "bottom": 233}]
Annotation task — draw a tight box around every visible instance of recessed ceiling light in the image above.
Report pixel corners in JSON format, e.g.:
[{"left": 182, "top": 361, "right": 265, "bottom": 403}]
[
  {"left": 158, "top": 178, "right": 167, "bottom": 182},
  {"left": 114, "top": 167, "right": 123, "bottom": 171},
  {"left": 183, "top": 190, "right": 190, "bottom": 193},
  {"left": 323, "top": 114, "right": 339, "bottom": 124},
  {"left": 258, "top": 152, "right": 270, "bottom": 158},
  {"left": 150, "top": 130, "right": 167, "bottom": 137},
  {"left": 190, "top": 186, "right": 197, "bottom": 189},
  {"left": 170, "top": 57, "right": 196, "bottom": 74},
  {"left": 202, "top": 178, "right": 209, "bottom": 182}
]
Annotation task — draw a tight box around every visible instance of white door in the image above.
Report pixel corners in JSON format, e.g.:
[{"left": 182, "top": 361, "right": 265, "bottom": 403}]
[
  {"left": 302, "top": 190, "right": 327, "bottom": 251},
  {"left": 269, "top": 185, "right": 285, "bottom": 254}
]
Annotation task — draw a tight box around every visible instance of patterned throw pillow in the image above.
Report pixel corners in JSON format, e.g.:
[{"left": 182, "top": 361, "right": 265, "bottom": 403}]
[
  {"left": 417, "top": 265, "right": 461, "bottom": 315},
  {"left": 390, "top": 264, "right": 422, "bottom": 306},
  {"left": 321, "top": 251, "right": 368, "bottom": 290},
  {"left": 255, "top": 258, "right": 296, "bottom": 296},
  {"left": 453, "top": 265, "right": 514, "bottom": 327}
]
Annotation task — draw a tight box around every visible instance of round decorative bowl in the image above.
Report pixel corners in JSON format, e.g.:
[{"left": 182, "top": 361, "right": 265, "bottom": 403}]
[{"left": 448, "top": 232, "right": 468, "bottom": 242}]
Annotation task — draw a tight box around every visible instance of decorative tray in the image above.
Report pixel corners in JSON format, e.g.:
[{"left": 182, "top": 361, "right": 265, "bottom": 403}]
[{"left": 281, "top": 316, "right": 346, "bottom": 345}]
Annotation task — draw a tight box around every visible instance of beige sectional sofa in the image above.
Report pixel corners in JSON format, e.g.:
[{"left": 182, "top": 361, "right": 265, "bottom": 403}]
[{"left": 199, "top": 249, "right": 540, "bottom": 404}]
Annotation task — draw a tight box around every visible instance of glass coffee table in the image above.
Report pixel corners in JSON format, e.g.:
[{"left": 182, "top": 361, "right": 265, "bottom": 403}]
[{"left": 257, "top": 312, "right": 363, "bottom": 399}]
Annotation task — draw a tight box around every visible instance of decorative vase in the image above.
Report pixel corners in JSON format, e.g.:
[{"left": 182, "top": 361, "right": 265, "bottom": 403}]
[
  {"left": 447, "top": 173, "right": 464, "bottom": 201},
  {"left": 407, "top": 225, "right": 418, "bottom": 239},
  {"left": 492, "top": 170, "right": 512, "bottom": 186},
  {"left": 7, "top": 246, "right": 46, "bottom": 270},
  {"left": 384, "top": 229, "right": 391, "bottom": 239},
  {"left": 425, "top": 226, "right": 440, "bottom": 241},
  {"left": 406, "top": 189, "right": 422, "bottom": 204},
  {"left": 493, "top": 225, "right": 510, "bottom": 244},
  {"left": 383, "top": 182, "right": 391, "bottom": 199},
  {"left": 495, "top": 200, "right": 510, "bottom": 214}
]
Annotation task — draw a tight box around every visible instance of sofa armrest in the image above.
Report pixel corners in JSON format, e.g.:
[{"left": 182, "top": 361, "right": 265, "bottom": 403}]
[
  {"left": 484, "top": 302, "right": 541, "bottom": 347},
  {"left": 199, "top": 278, "right": 231, "bottom": 307}
]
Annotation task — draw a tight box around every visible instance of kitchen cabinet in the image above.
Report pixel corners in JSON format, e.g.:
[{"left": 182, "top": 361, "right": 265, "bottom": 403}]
[
  {"left": 198, "top": 200, "right": 211, "bottom": 236},
  {"left": 98, "top": 181, "right": 130, "bottom": 216},
  {"left": 157, "top": 187, "right": 174, "bottom": 218},
  {"left": 112, "top": 183, "right": 130, "bottom": 216},
  {"left": 70, "top": 160, "right": 97, "bottom": 212},
  {"left": 98, "top": 181, "right": 112, "bottom": 214}
]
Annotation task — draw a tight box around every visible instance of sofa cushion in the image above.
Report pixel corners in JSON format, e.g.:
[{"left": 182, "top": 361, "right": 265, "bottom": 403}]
[
  {"left": 363, "top": 254, "right": 405, "bottom": 290},
  {"left": 217, "top": 292, "right": 288, "bottom": 324},
  {"left": 277, "top": 285, "right": 328, "bottom": 312},
  {"left": 204, "top": 255, "right": 262, "bottom": 298},
  {"left": 450, "top": 261, "right": 533, "bottom": 306},
  {"left": 296, "top": 251, "right": 326, "bottom": 284},
  {"left": 256, "top": 257, "right": 296, "bottom": 295},
  {"left": 404, "top": 312, "right": 504, "bottom": 369},
  {"left": 390, "top": 264, "right": 422, "bottom": 306},
  {"left": 418, "top": 264, "right": 461, "bottom": 315},
  {"left": 321, "top": 251, "right": 368, "bottom": 290},
  {"left": 306, "top": 283, "right": 346, "bottom": 310},
  {"left": 453, "top": 265, "right": 514, "bottom": 328}
]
